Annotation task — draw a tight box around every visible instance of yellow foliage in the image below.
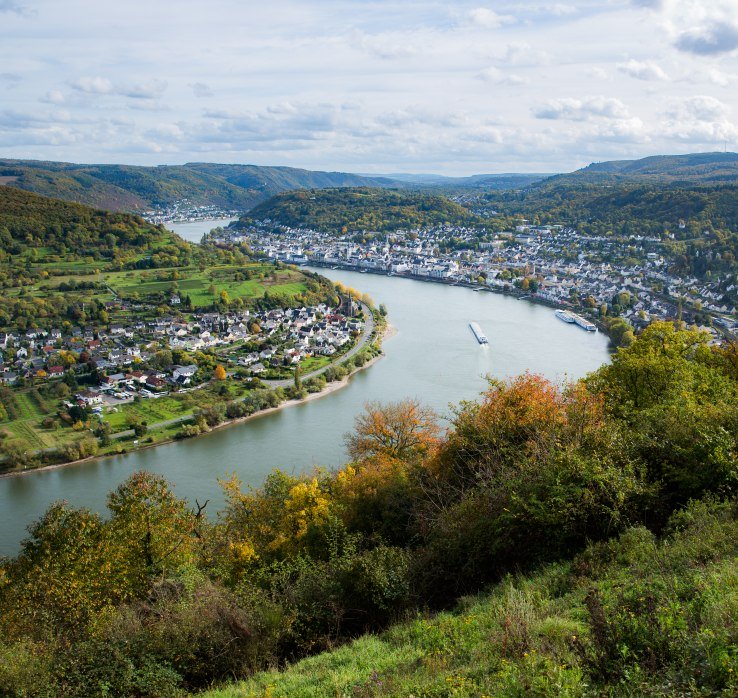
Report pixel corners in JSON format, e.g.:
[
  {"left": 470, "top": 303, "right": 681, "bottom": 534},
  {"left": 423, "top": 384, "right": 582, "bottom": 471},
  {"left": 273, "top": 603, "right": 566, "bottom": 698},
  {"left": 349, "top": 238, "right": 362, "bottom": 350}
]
[{"left": 284, "top": 478, "right": 331, "bottom": 540}]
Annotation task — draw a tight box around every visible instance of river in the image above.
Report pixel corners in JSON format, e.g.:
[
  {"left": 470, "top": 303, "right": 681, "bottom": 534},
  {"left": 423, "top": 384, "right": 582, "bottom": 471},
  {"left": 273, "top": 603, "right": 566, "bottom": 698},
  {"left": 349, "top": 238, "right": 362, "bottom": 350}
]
[
  {"left": 0, "top": 269, "right": 612, "bottom": 556},
  {"left": 166, "top": 218, "right": 237, "bottom": 243}
]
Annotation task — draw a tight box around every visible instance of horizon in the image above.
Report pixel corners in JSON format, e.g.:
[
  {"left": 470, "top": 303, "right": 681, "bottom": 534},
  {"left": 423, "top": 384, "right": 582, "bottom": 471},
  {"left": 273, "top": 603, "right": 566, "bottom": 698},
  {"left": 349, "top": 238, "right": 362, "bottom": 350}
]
[
  {"left": 3, "top": 149, "right": 738, "bottom": 180},
  {"left": 2, "top": 2, "right": 738, "bottom": 174}
]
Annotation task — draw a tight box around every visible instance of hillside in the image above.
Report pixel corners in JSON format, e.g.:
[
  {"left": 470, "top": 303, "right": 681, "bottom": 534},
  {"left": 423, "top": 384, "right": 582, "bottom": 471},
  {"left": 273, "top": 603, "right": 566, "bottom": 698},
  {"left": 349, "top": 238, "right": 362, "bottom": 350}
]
[
  {"left": 0, "top": 187, "right": 332, "bottom": 325},
  {"left": 1, "top": 324, "right": 737, "bottom": 696},
  {"left": 486, "top": 180, "right": 738, "bottom": 230},
  {"left": 542, "top": 151, "right": 738, "bottom": 187},
  {"left": 208, "top": 497, "right": 738, "bottom": 697},
  {"left": 0, "top": 185, "right": 170, "bottom": 258},
  {"left": 239, "top": 187, "right": 483, "bottom": 232},
  {"left": 0, "top": 159, "right": 397, "bottom": 213}
]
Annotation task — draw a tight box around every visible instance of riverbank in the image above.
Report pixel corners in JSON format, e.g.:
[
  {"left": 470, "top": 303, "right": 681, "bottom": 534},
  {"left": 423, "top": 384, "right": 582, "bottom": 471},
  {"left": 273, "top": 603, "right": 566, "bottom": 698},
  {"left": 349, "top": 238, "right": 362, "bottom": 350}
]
[
  {"left": 0, "top": 320, "right": 391, "bottom": 481},
  {"left": 304, "top": 261, "right": 612, "bottom": 342}
]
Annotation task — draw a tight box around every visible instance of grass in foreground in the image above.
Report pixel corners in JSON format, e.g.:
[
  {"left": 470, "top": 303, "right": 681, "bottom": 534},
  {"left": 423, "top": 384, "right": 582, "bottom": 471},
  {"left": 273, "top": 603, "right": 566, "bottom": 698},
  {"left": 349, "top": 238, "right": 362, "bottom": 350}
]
[{"left": 205, "top": 499, "right": 738, "bottom": 697}]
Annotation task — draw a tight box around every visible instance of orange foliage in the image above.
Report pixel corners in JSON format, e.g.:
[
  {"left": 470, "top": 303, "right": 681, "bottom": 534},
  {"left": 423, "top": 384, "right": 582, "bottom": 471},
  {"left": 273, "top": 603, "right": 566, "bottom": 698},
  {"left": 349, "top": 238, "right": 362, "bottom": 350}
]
[{"left": 345, "top": 399, "right": 440, "bottom": 463}]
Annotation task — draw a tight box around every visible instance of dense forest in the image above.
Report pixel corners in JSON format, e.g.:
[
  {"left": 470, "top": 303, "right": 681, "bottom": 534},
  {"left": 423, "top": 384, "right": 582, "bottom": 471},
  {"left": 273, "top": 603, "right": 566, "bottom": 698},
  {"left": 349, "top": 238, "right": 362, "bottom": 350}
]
[
  {"left": 240, "top": 187, "right": 484, "bottom": 233},
  {"left": 1, "top": 323, "right": 736, "bottom": 696},
  {"left": 0, "top": 186, "right": 173, "bottom": 258}
]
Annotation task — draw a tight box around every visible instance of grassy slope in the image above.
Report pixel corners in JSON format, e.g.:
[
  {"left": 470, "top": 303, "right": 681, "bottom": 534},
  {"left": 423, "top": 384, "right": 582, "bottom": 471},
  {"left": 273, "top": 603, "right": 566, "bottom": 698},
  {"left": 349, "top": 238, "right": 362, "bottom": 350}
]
[{"left": 206, "top": 500, "right": 738, "bottom": 697}]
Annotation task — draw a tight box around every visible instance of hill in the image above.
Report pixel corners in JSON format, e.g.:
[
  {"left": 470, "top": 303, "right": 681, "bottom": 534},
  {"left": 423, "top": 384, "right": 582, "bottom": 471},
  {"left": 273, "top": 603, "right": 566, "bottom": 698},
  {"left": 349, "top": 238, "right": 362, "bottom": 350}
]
[
  {"left": 376, "top": 172, "right": 550, "bottom": 189},
  {"left": 207, "top": 497, "right": 738, "bottom": 697},
  {"left": 0, "top": 185, "right": 171, "bottom": 259},
  {"left": 239, "top": 187, "right": 483, "bottom": 233},
  {"left": 542, "top": 151, "right": 738, "bottom": 187},
  {"left": 0, "top": 159, "right": 397, "bottom": 213}
]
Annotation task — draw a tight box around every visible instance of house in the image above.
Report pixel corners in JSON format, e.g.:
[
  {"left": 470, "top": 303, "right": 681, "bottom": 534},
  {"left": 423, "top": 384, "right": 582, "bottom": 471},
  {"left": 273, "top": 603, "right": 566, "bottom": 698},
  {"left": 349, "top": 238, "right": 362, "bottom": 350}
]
[
  {"left": 145, "top": 375, "right": 166, "bottom": 391},
  {"left": 76, "top": 390, "right": 103, "bottom": 405},
  {"left": 172, "top": 364, "right": 198, "bottom": 385}
]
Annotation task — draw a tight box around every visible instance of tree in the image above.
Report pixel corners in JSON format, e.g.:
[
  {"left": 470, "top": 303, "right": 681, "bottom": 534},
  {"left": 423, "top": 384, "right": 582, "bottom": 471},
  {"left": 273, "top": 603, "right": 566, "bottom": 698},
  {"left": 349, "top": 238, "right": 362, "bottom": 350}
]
[
  {"left": 293, "top": 364, "right": 302, "bottom": 390},
  {"left": 345, "top": 399, "right": 440, "bottom": 463},
  {"left": 214, "top": 365, "right": 227, "bottom": 381}
]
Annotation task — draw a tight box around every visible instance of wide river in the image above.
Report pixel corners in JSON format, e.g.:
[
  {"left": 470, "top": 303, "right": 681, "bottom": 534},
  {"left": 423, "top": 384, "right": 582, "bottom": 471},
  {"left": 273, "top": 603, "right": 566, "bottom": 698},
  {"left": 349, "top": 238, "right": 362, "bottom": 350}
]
[{"left": 0, "top": 269, "right": 611, "bottom": 556}]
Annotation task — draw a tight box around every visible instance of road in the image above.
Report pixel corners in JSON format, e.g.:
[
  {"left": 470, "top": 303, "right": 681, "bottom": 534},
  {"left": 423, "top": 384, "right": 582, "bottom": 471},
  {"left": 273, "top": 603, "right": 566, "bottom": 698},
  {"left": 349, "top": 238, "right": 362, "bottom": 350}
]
[{"left": 110, "top": 303, "right": 376, "bottom": 439}]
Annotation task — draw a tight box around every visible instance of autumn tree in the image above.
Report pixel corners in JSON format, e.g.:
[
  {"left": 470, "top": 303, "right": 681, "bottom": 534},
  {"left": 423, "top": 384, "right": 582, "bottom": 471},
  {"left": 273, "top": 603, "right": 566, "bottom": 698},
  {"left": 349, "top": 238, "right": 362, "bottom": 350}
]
[
  {"left": 214, "top": 364, "right": 227, "bottom": 381},
  {"left": 345, "top": 399, "right": 440, "bottom": 464}
]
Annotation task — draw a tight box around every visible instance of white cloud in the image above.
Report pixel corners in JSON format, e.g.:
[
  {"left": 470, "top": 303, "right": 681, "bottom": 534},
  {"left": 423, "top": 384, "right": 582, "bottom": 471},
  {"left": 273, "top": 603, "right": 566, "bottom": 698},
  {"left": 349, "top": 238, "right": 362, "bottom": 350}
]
[
  {"left": 664, "top": 96, "right": 730, "bottom": 122},
  {"left": 40, "top": 90, "right": 65, "bottom": 104},
  {"left": 467, "top": 8, "right": 515, "bottom": 29},
  {"left": 70, "top": 76, "right": 114, "bottom": 95},
  {"left": 69, "top": 76, "right": 166, "bottom": 100},
  {"left": 476, "top": 66, "right": 527, "bottom": 85},
  {"left": 617, "top": 59, "right": 669, "bottom": 81},
  {"left": 588, "top": 67, "right": 609, "bottom": 80},
  {"left": 190, "top": 82, "right": 213, "bottom": 99},
  {"left": 534, "top": 96, "right": 631, "bottom": 121}
]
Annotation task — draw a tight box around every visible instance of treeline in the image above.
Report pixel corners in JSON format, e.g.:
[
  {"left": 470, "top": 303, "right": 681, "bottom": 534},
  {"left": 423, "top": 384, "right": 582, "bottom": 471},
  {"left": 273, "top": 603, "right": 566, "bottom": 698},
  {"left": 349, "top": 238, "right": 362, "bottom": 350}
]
[
  {"left": 0, "top": 324, "right": 737, "bottom": 696},
  {"left": 240, "top": 187, "right": 484, "bottom": 233}
]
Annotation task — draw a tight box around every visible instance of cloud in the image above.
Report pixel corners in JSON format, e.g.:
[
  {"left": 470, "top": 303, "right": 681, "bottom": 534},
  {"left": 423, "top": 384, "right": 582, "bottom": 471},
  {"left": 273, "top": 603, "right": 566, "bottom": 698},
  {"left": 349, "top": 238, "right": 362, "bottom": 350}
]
[
  {"left": 617, "top": 59, "right": 669, "bottom": 81},
  {"left": 664, "top": 96, "right": 729, "bottom": 122},
  {"left": 69, "top": 76, "right": 167, "bottom": 100},
  {"left": 476, "top": 66, "right": 527, "bottom": 85},
  {"left": 190, "top": 82, "right": 213, "bottom": 99},
  {"left": 40, "top": 90, "right": 65, "bottom": 104},
  {"left": 631, "top": 0, "right": 664, "bottom": 8},
  {"left": 675, "top": 22, "right": 738, "bottom": 55},
  {"left": 118, "top": 79, "right": 167, "bottom": 99},
  {"left": 467, "top": 8, "right": 515, "bottom": 29},
  {"left": 354, "top": 31, "right": 421, "bottom": 60},
  {"left": 545, "top": 4, "right": 578, "bottom": 17},
  {"left": 0, "top": 72, "right": 21, "bottom": 89},
  {"left": 533, "top": 96, "right": 631, "bottom": 121},
  {"left": 70, "top": 76, "right": 114, "bottom": 95},
  {"left": 0, "top": 1, "right": 29, "bottom": 15},
  {"left": 496, "top": 42, "right": 549, "bottom": 67},
  {"left": 588, "top": 67, "right": 609, "bottom": 80}
]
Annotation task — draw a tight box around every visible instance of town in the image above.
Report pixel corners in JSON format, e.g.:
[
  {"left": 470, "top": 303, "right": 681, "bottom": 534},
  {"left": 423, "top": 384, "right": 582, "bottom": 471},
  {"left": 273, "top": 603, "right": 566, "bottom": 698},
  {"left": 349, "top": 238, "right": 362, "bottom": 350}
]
[
  {"left": 0, "top": 302, "right": 365, "bottom": 406},
  {"left": 217, "top": 219, "right": 738, "bottom": 342}
]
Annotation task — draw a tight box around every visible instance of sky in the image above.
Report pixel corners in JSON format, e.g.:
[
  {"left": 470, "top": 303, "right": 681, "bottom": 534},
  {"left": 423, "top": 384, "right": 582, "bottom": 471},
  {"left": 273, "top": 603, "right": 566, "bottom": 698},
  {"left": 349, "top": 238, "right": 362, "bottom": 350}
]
[{"left": 1, "top": 0, "right": 738, "bottom": 175}]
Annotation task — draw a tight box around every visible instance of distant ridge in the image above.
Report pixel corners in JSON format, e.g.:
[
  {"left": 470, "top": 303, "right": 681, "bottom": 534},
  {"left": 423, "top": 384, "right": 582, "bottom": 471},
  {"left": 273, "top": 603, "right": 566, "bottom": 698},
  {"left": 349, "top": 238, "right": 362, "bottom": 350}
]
[
  {"left": 0, "top": 159, "right": 398, "bottom": 213},
  {"left": 540, "top": 152, "right": 738, "bottom": 187}
]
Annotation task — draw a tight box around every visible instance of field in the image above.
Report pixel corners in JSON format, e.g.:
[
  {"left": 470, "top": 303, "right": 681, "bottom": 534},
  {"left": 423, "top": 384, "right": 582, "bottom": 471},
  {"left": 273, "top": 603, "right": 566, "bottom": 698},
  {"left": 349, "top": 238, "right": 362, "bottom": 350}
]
[
  {"left": 12, "top": 262, "right": 309, "bottom": 312},
  {"left": 106, "top": 264, "right": 307, "bottom": 307},
  {"left": 0, "top": 386, "right": 88, "bottom": 450},
  {"left": 105, "top": 382, "right": 251, "bottom": 432}
]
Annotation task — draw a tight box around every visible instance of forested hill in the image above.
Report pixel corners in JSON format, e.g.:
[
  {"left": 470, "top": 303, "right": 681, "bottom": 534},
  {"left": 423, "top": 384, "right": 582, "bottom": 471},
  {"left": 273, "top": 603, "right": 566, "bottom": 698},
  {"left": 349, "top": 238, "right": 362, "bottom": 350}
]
[
  {"left": 0, "top": 185, "right": 171, "bottom": 258},
  {"left": 0, "top": 159, "right": 397, "bottom": 213},
  {"left": 485, "top": 181, "right": 738, "bottom": 231},
  {"left": 540, "top": 151, "right": 738, "bottom": 187},
  {"left": 238, "top": 187, "right": 483, "bottom": 232}
]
